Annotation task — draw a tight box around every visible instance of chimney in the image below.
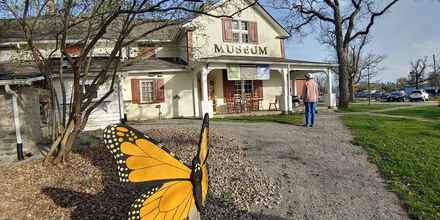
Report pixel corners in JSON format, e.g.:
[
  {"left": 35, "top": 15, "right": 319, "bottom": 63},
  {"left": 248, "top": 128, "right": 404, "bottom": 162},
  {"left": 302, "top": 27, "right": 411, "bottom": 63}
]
[{"left": 46, "top": 0, "right": 56, "bottom": 15}]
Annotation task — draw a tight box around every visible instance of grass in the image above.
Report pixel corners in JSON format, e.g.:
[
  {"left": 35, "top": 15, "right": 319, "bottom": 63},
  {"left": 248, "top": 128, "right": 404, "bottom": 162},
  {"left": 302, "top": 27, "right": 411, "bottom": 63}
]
[
  {"left": 342, "top": 115, "right": 440, "bottom": 219},
  {"left": 384, "top": 106, "right": 440, "bottom": 121},
  {"left": 212, "top": 113, "right": 304, "bottom": 125},
  {"left": 338, "top": 103, "right": 408, "bottom": 113}
]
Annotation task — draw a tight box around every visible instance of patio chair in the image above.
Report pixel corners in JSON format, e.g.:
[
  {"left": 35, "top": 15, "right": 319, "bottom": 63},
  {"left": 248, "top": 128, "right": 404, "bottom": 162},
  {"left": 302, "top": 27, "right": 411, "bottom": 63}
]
[
  {"left": 225, "top": 97, "right": 235, "bottom": 113},
  {"left": 268, "top": 97, "right": 278, "bottom": 111},
  {"left": 233, "top": 94, "right": 242, "bottom": 113}
]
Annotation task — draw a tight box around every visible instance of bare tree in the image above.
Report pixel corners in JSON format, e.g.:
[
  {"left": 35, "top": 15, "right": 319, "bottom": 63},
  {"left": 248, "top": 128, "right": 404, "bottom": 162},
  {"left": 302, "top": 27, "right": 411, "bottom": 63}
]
[
  {"left": 0, "top": 0, "right": 256, "bottom": 164},
  {"left": 326, "top": 35, "right": 385, "bottom": 100},
  {"left": 408, "top": 57, "right": 428, "bottom": 89},
  {"left": 271, "top": 0, "right": 399, "bottom": 108}
]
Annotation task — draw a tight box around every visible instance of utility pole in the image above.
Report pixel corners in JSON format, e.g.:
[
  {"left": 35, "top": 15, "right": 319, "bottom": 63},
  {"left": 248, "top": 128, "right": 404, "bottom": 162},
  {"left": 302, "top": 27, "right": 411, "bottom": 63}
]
[{"left": 368, "top": 66, "right": 371, "bottom": 105}]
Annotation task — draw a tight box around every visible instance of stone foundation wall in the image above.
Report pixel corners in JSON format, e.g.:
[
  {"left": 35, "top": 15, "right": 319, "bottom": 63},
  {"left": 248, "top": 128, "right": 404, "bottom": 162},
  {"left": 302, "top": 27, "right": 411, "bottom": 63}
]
[{"left": 0, "top": 86, "right": 43, "bottom": 163}]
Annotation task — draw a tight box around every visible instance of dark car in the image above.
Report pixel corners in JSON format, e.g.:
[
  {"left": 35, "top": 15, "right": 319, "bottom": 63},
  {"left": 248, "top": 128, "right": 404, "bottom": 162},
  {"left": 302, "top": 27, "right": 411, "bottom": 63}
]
[{"left": 387, "top": 91, "right": 406, "bottom": 102}]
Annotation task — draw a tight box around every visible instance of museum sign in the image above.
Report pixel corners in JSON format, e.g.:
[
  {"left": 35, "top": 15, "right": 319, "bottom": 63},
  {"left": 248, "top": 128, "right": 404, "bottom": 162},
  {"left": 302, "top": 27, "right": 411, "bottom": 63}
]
[{"left": 214, "top": 44, "right": 268, "bottom": 56}]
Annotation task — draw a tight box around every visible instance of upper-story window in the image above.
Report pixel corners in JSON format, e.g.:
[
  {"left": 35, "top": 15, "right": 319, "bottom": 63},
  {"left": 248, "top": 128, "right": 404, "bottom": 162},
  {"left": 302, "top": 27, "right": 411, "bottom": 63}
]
[
  {"left": 232, "top": 20, "right": 249, "bottom": 43},
  {"left": 222, "top": 19, "right": 258, "bottom": 44}
]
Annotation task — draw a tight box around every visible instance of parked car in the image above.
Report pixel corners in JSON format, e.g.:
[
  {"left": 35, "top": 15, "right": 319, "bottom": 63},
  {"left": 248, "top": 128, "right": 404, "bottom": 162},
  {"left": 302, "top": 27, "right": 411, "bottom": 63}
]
[
  {"left": 387, "top": 91, "right": 406, "bottom": 102},
  {"left": 409, "top": 90, "right": 429, "bottom": 101}
]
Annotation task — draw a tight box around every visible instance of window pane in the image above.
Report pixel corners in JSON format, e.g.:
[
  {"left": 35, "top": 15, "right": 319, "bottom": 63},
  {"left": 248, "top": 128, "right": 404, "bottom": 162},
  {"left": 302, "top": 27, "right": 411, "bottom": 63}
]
[
  {"left": 141, "top": 81, "right": 154, "bottom": 103},
  {"left": 232, "top": 20, "right": 239, "bottom": 30},
  {"left": 241, "top": 33, "right": 249, "bottom": 43},
  {"left": 241, "top": 21, "right": 248, "bottom": 30},
  {"left": 233, "top": 33, "right": 240, "bottom": 43},
  {"left": 234, "top": 81, "right": 241, "bottom": 95}
]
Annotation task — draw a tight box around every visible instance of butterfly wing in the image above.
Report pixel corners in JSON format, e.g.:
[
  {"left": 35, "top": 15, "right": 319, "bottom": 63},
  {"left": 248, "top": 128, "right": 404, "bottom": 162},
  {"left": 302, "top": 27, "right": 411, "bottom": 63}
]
[
  {"left": 103, "top": 124, "right": 191, "bottom": 183},
  {"left": 192, "top": 113, "right": 210, "bottom": 210},
  {"left": 128, "top": 180, "right": 196, "bottom": 220},
  {"left": 199, "top": 114, "right": 209, "bottom": 205}
]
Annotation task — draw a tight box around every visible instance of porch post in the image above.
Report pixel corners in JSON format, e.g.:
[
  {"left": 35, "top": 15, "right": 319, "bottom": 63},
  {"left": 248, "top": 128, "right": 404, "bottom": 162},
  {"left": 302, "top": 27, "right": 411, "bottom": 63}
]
[
  {"left": 325, "top": 68, "right": 336, "bottom": 109},
  {"left": 199, "top": 66, "right": 213, "bottom": 118},
  {"left": 281, "top": 68, "right": 289, "bottom": 114},
  {"left": 192, "top": 71, "right": 198, "bottom": 117},
  {"left": 287, "top": 69, "right": 293, "bottom": 112}
]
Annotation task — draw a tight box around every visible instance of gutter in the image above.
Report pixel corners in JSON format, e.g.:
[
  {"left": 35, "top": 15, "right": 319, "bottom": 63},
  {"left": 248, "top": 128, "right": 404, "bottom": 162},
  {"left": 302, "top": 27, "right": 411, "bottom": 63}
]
[
  {"left": 0, "top": 76, "right": 45, "bottom": 86},
  {"left": 4, "top": 85, "right": 24, "bottom": 161}
]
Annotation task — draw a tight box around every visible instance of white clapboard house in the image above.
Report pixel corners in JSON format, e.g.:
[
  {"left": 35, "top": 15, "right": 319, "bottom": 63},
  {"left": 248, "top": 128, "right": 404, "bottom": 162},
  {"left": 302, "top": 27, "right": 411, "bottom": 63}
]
[{"left": 0, "top": 0, "right": 337, "bottom": 131}]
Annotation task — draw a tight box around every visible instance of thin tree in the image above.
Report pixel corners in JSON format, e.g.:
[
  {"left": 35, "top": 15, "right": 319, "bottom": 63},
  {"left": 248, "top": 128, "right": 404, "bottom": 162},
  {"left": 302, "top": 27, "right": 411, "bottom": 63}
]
[
  {"left": 408, "top": 57, "right": 428, "bottom": 89},
  {"left": 0, "top": 0, "right": 256, "bottom": 164},
  {"left": 271, "top": 0, "right": 399, "bottom": 108}
]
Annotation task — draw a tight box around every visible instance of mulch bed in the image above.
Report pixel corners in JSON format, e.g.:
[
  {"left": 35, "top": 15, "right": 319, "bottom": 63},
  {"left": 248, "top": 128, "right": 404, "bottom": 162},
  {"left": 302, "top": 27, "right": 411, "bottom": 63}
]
[{"left": 0, "top": 127, "right": 280, "bottom": 220}]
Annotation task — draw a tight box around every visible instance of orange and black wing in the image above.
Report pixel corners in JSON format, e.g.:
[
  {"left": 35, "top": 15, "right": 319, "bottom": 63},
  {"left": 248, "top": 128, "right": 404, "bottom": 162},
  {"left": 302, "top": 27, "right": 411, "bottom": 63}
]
[
  {"left": 103, "top": 124, "right": 191, "bottom": 183},
  {"left": 128, "top": 180, "right": 196, "bottom": 220},
  {"left": 192, "top": 113, "right": 210, "bottom": 210}
]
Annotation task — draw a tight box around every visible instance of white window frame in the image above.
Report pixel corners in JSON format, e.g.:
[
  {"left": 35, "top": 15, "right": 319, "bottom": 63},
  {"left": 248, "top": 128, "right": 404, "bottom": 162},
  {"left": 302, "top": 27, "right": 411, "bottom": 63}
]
[
  {"left": 232, "top": 20, "right": 250, "bottom": 44},
  {"left": 139, "top": 79, "right": 155, "bottom": 104}
]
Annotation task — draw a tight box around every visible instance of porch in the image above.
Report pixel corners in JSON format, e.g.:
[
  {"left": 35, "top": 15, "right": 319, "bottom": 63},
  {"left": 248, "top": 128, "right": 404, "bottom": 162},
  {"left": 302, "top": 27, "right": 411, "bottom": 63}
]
[{"left": 196, "top": 56, "right": 338, "bottom": 118}]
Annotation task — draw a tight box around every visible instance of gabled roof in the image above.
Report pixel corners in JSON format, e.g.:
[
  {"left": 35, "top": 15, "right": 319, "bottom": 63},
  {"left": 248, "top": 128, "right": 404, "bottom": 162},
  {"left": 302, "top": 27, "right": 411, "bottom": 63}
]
[
  {"left": 253, "top": 1, "right": 290, "bottom": 38},
  {"left": 0, "top": 18, "right": 184, "bottom": 44}
]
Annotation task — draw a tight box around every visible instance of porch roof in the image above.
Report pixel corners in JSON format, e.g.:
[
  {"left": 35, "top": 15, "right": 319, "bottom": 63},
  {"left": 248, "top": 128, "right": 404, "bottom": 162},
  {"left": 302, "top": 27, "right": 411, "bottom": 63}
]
[{"left": 200, "top": 55, "right": 337, "bottom": 68}]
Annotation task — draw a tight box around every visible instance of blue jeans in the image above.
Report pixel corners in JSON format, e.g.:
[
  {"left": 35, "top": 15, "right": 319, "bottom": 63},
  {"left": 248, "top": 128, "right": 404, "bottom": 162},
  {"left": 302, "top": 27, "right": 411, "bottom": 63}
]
[{"left": 304, "top": 102, "right": 317, "bottom": 127}]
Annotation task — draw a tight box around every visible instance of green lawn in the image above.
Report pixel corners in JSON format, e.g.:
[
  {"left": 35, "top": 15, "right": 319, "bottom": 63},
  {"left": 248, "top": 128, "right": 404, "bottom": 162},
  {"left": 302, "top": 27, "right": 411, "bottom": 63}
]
[
  {"left": 384, "top": 106, "right": 440, "bottom": 120},
  {"left": 338, "top": 103, "right": 408, "bottom": 113},
  {"left": 212, "top": 113, "right": 304, "bottom": 125},
  {"left": 342, "top": 115, "right": 440, "bottom": 219}
]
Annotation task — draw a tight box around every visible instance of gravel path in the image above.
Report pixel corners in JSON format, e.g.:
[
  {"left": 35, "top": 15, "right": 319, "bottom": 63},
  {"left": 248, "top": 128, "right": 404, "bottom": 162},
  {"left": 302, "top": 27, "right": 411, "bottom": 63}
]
[{"left": 133, "top": 113, "right": 409, "bottom": 220}]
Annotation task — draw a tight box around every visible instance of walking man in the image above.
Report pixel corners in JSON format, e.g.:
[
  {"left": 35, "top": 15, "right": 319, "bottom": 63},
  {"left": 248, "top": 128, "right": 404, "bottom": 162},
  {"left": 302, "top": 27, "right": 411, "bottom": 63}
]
[{"left": 302, "top": 73, "right": 319, "bottom": 127}]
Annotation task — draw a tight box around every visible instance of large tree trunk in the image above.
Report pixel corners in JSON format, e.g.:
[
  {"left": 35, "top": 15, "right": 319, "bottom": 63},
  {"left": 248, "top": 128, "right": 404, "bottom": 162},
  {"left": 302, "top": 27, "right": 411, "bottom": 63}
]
[
  {"left": 337, "top": 48, "right": 350, "bottom": 108},
  {"left": 349, "top": 77, "right": 355, "bottom": 102}
]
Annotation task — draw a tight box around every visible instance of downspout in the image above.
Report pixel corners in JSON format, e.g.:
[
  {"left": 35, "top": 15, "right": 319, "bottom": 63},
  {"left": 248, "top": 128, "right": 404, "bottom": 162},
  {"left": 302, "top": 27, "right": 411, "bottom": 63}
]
[{"left": 4, "top": 85, "right": 24, "bottom": 161}]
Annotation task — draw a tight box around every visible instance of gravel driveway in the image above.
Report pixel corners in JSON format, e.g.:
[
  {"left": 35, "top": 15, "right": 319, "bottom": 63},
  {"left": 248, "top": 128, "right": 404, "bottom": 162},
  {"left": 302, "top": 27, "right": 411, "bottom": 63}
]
[{"left": 133, "top": 113, "right": 408, "bottom": 220}]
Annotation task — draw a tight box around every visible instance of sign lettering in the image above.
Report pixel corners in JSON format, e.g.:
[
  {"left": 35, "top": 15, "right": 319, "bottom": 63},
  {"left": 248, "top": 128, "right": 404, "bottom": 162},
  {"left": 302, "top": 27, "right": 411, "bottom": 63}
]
[{"left": 213, "top": 44, "right": 268, "bottom": 56}]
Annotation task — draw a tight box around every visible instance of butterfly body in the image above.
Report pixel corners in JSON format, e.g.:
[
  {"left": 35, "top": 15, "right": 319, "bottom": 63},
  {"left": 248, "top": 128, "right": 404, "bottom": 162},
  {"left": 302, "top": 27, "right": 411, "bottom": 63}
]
[{"left": 103, "top": 114, "right": 210, "bottom": 220}]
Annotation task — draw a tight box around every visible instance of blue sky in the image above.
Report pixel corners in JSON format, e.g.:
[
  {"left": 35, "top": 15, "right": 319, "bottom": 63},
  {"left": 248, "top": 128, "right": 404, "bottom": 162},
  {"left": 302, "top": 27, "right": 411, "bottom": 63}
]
[{"left": 273, "top": 0, "right": 440, "bottom": 82}]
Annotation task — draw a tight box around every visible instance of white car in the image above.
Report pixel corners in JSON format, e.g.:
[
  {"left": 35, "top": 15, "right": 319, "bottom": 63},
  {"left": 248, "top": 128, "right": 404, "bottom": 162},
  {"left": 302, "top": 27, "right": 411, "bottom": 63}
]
[{"left": 409, "top": 90, "right": 429, "bottom": 101}]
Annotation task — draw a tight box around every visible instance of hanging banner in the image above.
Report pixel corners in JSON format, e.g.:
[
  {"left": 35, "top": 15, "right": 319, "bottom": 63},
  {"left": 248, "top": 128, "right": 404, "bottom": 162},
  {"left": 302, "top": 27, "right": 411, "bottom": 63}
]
[
  {"left": 256, "top": 64, "right": 270, "bottom": 80},
  {"left": 227, "top": 64, "right": 241, "bottom": 80},
  {"left": 240, "top": 65, "right": 257, "bottom": 80}
]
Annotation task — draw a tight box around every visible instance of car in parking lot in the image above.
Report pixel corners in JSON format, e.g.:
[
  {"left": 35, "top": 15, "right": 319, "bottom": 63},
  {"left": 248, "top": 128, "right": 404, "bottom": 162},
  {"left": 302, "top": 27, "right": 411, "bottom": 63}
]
[
  {"left": 409, "top": 90, "right": 429, "bottom": 101},
  {"left": 386, "top": 91, "right": 406, "bottom": 102}
]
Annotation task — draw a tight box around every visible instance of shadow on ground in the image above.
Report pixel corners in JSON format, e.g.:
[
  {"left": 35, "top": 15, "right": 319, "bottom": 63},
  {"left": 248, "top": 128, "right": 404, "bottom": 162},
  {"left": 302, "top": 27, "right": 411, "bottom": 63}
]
[{"left": 41, "top": 143, "right": 289, "bottom": 220}]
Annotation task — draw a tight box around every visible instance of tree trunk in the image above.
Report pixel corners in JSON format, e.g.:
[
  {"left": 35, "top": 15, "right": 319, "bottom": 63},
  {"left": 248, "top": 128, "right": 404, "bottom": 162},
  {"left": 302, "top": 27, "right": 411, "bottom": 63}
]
[
  {"left": 349, "top": 77, "right": 354, "bottom": 102},
  {"left": 337, "top": 48, "right": 350, "bottom": 108},
  {"left": 45, "top": 119, "right": 80, "bottom": 164}
]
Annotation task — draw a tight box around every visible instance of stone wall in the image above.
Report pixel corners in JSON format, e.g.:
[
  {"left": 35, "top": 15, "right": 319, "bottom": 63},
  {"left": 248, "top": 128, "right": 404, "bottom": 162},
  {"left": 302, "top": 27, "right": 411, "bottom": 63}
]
[{"left": 0, "top": 86, "right": 43, "bottom": 163}]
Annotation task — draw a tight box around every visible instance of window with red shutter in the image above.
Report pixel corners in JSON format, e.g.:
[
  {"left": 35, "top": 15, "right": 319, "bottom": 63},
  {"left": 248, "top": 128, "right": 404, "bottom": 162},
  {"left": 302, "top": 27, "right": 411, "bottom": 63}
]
[
  {"left": 131, "top": 79, "right": 140, "bottom": 104},
  {"left": 154, "top": 79, "right": 165, "bottom": 103},
  {"left": 222, "top": 18, "right": 233, "bottom": 42},
  {"left": 248, "top": 22, "right": 258, "bottom": 43}
]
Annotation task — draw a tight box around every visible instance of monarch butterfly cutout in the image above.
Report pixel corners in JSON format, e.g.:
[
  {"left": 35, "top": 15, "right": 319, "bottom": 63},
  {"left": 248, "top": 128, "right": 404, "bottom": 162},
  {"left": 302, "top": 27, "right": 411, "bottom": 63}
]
[{"left": 103, "top": 113, "right": 210, "bottom": 220}]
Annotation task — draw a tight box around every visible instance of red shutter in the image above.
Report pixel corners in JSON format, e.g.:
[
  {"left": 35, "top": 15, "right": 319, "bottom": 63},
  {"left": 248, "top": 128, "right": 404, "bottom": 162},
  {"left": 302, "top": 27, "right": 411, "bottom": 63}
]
[
  {"left": 154, "top": 79, "right": 165, "bottom": 103},
  {"left": 131, "top": 79, "right": 140, "bottom": 104},
  {"left": 222, "top": 70, "right": 235, "bottom": 99},
  {"left": 186, "top": 31, "right": 193, "bottom": 64},
  {"left": 249, "top": 22, "right": 258, "bottom": 44},
  {"left": 254, "top": 80, "right": 263, "bottom": 98},
  {"left": 222, "top": 18, "right": 233, "bottom": 42}
]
